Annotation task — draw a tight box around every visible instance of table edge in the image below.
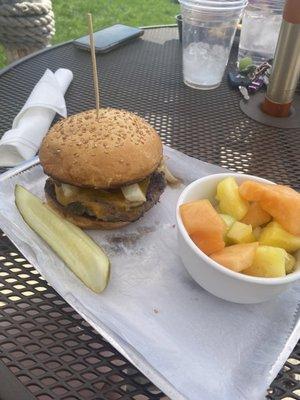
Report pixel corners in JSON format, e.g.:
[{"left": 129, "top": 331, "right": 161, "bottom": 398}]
[
  {"left": 0, "top": 25, "right": 177, "bottom": 77},
  {"left": 0, "top": 359, "right": 35, "bottom": 400}
]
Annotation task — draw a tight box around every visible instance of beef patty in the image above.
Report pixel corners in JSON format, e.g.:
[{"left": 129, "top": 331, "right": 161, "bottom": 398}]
[{"left": 45, "top": 171, "right": 166, "bottom": 223}]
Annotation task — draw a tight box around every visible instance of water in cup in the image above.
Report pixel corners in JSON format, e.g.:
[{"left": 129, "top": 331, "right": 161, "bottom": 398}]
[
  {"left": 238, "top": 0, "right": 284, "bottom": 65},
  {"left": 183, "top": 26, "right": 236, "bottom": 89},
  {"left": 180, "top": 0, "right": 247, "bottom": 90}
]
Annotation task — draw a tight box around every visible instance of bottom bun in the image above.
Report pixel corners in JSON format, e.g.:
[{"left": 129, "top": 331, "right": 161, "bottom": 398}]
[{"left": 45, "top": 193, "right": 130, "bottom": 230}]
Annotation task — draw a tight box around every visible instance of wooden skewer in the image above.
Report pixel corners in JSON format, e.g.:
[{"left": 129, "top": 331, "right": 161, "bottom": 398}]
[{"left": 87, "top": 13, "right": 100, "bottom": 118}]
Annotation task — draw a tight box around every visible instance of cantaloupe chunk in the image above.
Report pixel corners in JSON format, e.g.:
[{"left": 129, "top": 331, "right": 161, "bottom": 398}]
[
  {"left": 266, "top": 194, "right": 300, "bottom": 237},
  {"left": 243, "top": 245, "right": 286, "bottom": 278},
  {"left": 239, "top": 181, "right": 267, "bottom": 202},
  {"left": 216, "top": 177, "right": 249, "bottom": 220},
  {"left": 180, "top": 199, "right": 226, "bottom": 255},
  {"left": 210, "top": 242, "right": 258, "bottom": 272},
  {"left": 259, "top": 221, "right": 300, "bottom": 252},
  {"left": 239, "top": 181, "right": 294, "bottom": 201},
  {"left": 272, "top": 185, "right": 297, "bottom": 195},
  {"left": 285, "top": 253, "right": 296, "bottom": 274},
  {"left": 191, "top": 231, "right": 225, "bottom": 256},
  {"left": 226, "top": 221, "right": 256, "bottom": 244},
  {"left": 239, "top": 181, "right": 300, "bottom": 236},
  {"left": 241, "top": 202, "right": 271, "bottom": 228}
]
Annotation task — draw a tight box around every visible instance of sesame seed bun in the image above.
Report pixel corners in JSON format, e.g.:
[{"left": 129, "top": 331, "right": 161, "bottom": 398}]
[{"left": 39, "top": 108, "right": 163, "bottom": 189}]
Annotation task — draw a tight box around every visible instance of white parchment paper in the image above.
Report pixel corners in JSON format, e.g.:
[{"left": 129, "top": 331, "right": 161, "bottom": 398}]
[{"left": 0, "top": 146, "right": 299, "bottom": 400}]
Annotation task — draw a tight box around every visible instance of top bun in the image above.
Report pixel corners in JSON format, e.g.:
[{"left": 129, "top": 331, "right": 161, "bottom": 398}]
[{"left": 39, "top": 108, "right": 163, "bottom": 189}]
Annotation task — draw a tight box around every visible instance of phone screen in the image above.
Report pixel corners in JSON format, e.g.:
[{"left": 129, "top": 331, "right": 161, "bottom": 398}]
[{"left": 74, "top": 24, "right": 143, "bottom": 53}]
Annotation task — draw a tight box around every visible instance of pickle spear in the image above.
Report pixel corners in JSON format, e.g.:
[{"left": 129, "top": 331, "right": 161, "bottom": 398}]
[{"left": 15, "top": 185, "right": 110, "bottom": 293}]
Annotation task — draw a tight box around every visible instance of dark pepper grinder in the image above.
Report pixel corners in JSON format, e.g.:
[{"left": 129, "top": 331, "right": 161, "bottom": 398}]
[{"left": 261, "top": 0, "right": 300, "bottom": 117}]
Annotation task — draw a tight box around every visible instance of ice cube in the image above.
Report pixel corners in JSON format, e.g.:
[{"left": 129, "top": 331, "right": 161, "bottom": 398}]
[{"left": 183, "top": 42, "right": 229, "bottom": 87}]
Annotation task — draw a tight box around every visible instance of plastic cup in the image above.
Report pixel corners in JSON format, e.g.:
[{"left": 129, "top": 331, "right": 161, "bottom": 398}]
[
  {"left": 183, "top": 0, "right": 246, "bottom": 7},
  {"left": 238, "top": 0, "right": 285, "bottom": 65},
  {"left": 179, "top": 0, "right": 247, "bottom": 90}
]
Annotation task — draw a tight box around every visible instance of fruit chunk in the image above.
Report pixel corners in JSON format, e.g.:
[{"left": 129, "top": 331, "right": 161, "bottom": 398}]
[
  {"left": 285, "top": 253, "right": 296, "bottom": 274},
  {"left": 243, "top": 245, "right": 286, "bottom": 278},
  {"left": 272, "top": 185, "right": 297, "bottom": 195},
  {"left": 216, "top": 177, "right": 249, "bottom": 220},
  {"left": 241, "top": 202, "right": 271, "bottom": 228},
  {"left": 259, "top": 221, "right": 300, "bottom": 252},
  {"left": 239, "top": 181, "right": 300, "bottom": 236},
  {"left": 210, "top": 242, "right": 258, "bottom": 272},
  {"left": 239, "top": 180, "right": 267, "bottom": 202},
  {"left": 227, "top": 221, "right": 256, "bottom": 244},
  {"left": 219, "top": 214, "right": 236, "bottom": 231},
  {"left": 15, "top": 185, "right": 110, "bottom": 293},
  {"left": 219, "top": 214, "right": 236, "bottom": 244},
  {"left": 180, "top": 199, "right": 226, "bottom": 255}
]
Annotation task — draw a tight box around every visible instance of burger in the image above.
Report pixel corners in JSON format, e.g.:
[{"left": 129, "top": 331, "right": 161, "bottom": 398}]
[{"left": 39, "top": 108, "right": 166, "bottom": 229}]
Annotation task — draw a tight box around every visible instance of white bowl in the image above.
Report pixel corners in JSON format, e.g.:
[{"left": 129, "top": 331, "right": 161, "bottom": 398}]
[{"left": 176, "top": 173, "right": 300, "bottom": 304}]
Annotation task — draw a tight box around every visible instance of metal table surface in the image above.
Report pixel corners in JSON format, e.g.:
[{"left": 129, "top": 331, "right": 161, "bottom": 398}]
[{"left": 0, "top": 27, "right": 299, "bottom": 400}]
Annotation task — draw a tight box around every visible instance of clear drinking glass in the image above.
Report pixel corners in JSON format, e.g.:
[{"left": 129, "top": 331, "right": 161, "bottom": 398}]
[
  {"left": 238, "top": 0, "right": 284, "bottom": 65},
  {"left": 180, "top": 0, "right": 247, "bottom": 90}
]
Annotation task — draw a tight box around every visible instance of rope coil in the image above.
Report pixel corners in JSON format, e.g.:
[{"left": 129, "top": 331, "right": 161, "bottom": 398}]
[{"left": 0, "top": 0, "right": 55, "bottom": 61}]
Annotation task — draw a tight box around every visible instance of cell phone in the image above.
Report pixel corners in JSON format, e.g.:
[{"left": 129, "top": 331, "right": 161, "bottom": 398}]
[{"left": 73, "top": 24, "right": 144, "bottom": 53}]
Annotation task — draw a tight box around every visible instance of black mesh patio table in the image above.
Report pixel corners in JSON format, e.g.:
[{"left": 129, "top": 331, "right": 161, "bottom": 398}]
[{"left": 0, "top": 27, "right": 299, "bottom": 400}]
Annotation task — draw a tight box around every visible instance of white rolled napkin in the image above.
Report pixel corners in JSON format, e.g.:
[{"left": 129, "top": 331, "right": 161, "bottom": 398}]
[{"left": 0, "top": 68, "right": 73, "bottom": 167}]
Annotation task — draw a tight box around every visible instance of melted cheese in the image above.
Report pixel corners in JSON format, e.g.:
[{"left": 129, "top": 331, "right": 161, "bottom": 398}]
[
  {"left": 55, "top": 185, "right": 125, "bottom": 207},
  {"left": 82, "top": 201, "right": 106, "bottom": 219},
  {"left": 54, "top": 178, "right": 149, "bottom": 218}
]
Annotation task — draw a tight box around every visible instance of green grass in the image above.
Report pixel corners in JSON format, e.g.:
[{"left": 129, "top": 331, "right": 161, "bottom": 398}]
[{"left": 0, "top": 0, "right": 179, "bottom": 68}]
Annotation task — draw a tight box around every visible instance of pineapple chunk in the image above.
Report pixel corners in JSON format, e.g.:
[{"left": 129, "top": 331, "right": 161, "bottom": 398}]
[
  {"left": 227, "top": 221, "right": 256, "bottom": 244},
  {"left": 219, "top": 214, "right": 236, "bottom": 232},
  {"left": 284, "top": 253, "right": 296, "bottom": 274},
  {"left": 259, "top": 221, "right": 300, "bottom": 252},
  {"left": 243, "top": 246, "right": 286, "bottom": 278},
  {"left": 216, "top": 177, "right": 249, "bottom": 220},
  {"left": 220, "top": 214, "right": 237, "bottom": 245}
]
